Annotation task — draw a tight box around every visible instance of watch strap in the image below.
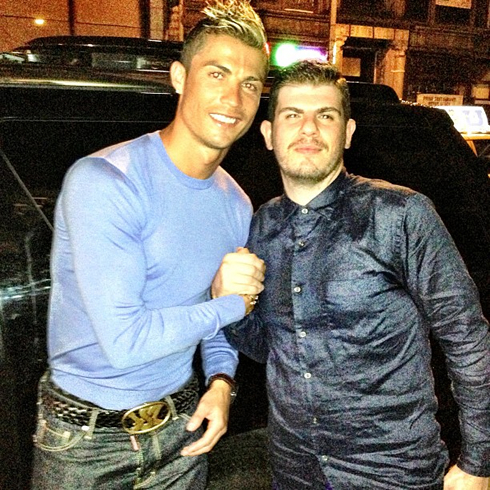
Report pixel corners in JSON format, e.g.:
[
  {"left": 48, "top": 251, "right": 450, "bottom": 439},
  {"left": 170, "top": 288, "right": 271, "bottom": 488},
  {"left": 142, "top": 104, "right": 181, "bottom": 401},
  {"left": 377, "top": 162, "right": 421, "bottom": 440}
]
[{"left": 207, "top": 373, "right": 238, "bottom": 402}]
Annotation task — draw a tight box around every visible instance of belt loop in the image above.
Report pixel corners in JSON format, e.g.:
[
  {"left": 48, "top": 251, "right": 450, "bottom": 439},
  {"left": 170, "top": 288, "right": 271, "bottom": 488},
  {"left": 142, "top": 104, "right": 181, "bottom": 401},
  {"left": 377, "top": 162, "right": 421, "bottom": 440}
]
[
  {"left": 40, "top": 370, "right": 49, "bottom": 384},
  {"left": 36, "top": 371, "right": 49, "bottom": 418},
  {"left": 164, "top": 395, "right": 179, "bottom": 421},
  {"left": 38, "top": 370, "right": 49, "bottom": 396},
  {"left": 82, "top": 408, "right": 100, "bottom": 440}
]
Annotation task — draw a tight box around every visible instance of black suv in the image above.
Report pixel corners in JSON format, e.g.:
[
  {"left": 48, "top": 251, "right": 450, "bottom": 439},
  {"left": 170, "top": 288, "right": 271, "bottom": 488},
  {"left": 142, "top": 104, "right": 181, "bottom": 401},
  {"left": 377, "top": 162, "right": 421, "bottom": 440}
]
[
  {"left": 2, "top": 35, "right": 183, "bottom": 72},
  {"left": 1, "top": 62, "right": 489, "bottom": 490}
]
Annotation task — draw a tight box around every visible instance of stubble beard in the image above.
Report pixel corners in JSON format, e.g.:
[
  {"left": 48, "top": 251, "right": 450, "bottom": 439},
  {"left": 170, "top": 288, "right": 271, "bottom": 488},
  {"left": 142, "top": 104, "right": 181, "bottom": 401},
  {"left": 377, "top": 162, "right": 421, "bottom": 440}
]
[
  {"left": 274, "top": 131, "right": 347, "bottom": 186},
  {"left": 278, "top": 150, "right": 344, "bottom": 186}
]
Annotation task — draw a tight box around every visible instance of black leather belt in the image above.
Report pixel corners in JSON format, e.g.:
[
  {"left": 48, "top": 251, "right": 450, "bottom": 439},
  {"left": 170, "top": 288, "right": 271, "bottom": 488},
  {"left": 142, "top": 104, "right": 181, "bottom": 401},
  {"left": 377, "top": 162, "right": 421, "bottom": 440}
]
[{"left": 40, "top": 375, "right": 199, "bottom": 432}]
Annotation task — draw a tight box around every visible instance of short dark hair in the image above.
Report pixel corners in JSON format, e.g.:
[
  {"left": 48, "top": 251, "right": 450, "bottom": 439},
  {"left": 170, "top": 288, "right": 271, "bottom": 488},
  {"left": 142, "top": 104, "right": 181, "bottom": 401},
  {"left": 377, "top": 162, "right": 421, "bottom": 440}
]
[
  {"left": 267, "top": 60, "right": 351, "bottom": 122},
  {"left": 181, "top": 0, "right": 269, "bottom": 79}
]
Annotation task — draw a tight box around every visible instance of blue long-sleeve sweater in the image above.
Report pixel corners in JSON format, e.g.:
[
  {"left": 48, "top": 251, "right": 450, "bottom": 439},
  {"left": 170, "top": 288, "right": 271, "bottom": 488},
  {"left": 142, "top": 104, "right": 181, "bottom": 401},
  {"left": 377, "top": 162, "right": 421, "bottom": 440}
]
[{"left": 48, "top": 131, "right": 251, "bottom": 409}]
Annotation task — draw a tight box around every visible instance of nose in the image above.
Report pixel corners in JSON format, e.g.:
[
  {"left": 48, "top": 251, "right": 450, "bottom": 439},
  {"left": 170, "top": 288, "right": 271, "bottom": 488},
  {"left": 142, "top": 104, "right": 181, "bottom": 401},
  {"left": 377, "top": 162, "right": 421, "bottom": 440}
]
[
  {"left": 221, "top": 82, "right": 242, "bottom": 108},
  {"left": 300, "top": 114, "right": 318, "bottom": 136}
]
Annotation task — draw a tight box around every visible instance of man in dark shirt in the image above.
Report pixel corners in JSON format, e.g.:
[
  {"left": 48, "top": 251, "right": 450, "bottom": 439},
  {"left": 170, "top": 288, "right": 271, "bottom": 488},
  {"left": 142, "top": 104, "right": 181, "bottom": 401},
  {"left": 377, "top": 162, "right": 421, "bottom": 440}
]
[{"left": 226, "top": 60, "right": 490, "bottom": 489}]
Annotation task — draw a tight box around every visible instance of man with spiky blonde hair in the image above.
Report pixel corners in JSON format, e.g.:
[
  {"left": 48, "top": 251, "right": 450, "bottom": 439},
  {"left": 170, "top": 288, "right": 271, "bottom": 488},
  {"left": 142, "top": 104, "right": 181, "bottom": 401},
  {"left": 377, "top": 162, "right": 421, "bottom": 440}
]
[{"left": 32, "top": 1, "right": 268, "bottom": 488}]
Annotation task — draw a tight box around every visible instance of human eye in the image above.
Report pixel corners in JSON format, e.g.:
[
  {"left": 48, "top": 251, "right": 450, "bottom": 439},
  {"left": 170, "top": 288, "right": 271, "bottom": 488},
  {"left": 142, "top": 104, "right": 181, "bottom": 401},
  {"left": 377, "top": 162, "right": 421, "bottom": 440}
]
[
  {"left": 242, "top": 81, "right": 260, "bottom": 93},
  {"left": 209, "top": 71, "right": 224, "bottom": 80},
  {"left": 318, "top": 112, "right": 334, "bottom": 120}
]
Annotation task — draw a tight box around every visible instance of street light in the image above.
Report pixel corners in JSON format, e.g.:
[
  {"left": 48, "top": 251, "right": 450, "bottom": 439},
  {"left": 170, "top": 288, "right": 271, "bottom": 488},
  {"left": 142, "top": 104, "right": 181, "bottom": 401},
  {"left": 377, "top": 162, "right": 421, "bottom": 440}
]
[{"left": 272, "top": 42, "right": 326, "bottom": 67}]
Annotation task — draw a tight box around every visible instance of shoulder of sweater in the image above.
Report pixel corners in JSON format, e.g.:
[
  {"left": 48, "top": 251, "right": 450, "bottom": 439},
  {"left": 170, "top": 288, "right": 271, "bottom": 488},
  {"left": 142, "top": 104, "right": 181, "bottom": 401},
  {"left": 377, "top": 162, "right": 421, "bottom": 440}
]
[
  {"left": 214, "top": 166, "right": 252, "bottom": 205},
  {"left": 84, "top": 133, "right": 152, "bottom": 174}
]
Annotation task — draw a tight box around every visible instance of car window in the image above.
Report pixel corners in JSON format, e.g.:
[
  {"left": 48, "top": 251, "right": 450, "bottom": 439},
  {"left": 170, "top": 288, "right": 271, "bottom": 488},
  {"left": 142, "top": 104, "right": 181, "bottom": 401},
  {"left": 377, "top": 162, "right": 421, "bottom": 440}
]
[{"left": 0, "top": 140, "right": 52, "bottom": 465}]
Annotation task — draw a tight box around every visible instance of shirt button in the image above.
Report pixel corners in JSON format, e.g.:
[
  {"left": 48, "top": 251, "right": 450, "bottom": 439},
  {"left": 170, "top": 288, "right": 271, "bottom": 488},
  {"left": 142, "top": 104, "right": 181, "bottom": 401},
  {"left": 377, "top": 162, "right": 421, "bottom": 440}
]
[
  {"left": 304, "top": 372, "right": 311, "bottom": 379},
  {"left": 321, "top": 455, "right": 329, "bottom": 462},
  {"left": 301, "top": 208, "right": 309, "bottom": 214},
  {"left": 313, "top": 417, "right": 318, "bottom": 424},
  {"left": 299, "top": 331, "right": 306, "bottom": 338},
  {"left": 293, "top": 286, "right": 302, "bottom": 293},
  {"left": 298, "top": 240, "right": 305, "bottom": 247}
]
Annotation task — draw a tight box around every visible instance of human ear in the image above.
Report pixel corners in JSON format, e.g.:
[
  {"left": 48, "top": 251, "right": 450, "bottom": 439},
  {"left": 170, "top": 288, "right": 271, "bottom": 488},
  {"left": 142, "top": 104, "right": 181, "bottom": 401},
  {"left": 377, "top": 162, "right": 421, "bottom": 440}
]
[
  {"left": 260, "top": 120, "right": 274, "bottom": 150},
  {"left": 170, "top": 61, "right": 186, "bottom": 95},
  {"left": 344, "top": 119, "right": 356, "bottom": 149}
]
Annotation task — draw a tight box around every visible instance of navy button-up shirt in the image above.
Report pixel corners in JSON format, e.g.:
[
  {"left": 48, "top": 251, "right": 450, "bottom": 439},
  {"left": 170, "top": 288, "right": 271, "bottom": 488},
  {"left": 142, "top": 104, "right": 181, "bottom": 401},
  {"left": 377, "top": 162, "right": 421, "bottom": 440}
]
[{"left": 226, "top": 171, "right": 490, "bottom": 489}]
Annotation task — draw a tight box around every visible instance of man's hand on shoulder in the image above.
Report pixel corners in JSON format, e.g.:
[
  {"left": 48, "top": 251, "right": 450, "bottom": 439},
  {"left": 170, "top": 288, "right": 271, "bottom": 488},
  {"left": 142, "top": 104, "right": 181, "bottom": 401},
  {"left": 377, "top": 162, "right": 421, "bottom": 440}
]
[
  {"left": 211, "top": 247, "right": 265, "bottom": 300},
  {"left": 444, "top": 465, "right": 489, "bottom": 490},
  {"left": 180, "top": 378, "right": 233, "bottom": 457}
]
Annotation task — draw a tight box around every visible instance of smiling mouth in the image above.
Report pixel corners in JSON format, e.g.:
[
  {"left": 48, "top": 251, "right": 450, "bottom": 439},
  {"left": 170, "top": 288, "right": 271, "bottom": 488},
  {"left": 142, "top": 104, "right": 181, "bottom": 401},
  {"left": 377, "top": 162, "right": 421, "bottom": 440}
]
[{"left": 210, "top": 113, "right": 238, "bottom": 125}]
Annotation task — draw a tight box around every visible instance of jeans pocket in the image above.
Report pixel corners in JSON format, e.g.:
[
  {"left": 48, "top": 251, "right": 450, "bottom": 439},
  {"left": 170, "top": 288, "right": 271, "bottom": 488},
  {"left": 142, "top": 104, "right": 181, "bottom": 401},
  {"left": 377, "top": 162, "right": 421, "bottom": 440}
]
[{"left": 34, "top": 415, "right": 87, "bottom": 452}]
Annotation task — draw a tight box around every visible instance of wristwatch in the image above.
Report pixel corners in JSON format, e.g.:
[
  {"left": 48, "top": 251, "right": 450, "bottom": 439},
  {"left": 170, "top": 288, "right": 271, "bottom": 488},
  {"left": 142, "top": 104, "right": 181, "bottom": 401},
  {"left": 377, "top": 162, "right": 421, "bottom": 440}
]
[
  {"left": 207, "top": 373, "right": 238, "bottom": 403},
  {"left": 239, "top": 293, "right": 259, "bottom": 316}
]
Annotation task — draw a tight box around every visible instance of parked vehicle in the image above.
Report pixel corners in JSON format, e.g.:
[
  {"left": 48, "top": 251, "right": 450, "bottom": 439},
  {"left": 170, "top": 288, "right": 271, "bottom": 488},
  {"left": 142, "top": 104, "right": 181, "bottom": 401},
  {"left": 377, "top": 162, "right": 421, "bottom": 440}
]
[
  {"left": 2, "top": 35, "right": 182, "bottom": 72},
  {"left": 1, "top": 62, "right": 489, "bottom": 489}
]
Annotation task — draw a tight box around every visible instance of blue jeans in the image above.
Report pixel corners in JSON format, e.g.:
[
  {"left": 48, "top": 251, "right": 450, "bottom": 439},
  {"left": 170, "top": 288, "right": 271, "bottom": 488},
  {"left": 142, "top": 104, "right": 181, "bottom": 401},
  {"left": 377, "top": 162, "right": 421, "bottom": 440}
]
[{"left": 31, "top": 400, "right": 207, "bottom": 489}]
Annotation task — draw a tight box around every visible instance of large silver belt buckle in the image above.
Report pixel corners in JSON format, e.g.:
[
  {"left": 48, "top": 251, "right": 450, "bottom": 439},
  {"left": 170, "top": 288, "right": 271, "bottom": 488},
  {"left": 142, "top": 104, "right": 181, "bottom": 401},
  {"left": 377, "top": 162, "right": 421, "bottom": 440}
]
[{"left": 121, "top": 401, "right": 171, "bottom": 435}]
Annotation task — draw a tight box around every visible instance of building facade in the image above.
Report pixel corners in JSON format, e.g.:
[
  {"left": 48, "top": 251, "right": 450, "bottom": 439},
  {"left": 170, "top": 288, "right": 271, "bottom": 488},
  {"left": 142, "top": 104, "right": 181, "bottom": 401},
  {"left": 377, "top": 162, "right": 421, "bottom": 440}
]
[{"left": 1, "top": 0, "right": 489, "bottom": 104}]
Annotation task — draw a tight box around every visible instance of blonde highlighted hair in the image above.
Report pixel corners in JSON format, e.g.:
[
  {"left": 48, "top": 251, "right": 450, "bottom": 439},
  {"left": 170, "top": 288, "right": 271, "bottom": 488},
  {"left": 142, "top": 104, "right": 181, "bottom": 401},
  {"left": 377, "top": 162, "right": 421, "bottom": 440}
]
[{"left": 181, "top": 0, "right": 269, "bottom": 77}]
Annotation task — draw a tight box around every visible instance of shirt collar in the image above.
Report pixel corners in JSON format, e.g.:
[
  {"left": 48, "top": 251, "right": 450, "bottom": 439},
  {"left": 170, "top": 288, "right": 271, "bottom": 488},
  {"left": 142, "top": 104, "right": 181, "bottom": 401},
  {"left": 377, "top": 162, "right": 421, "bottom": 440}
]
[{"left": 279, "top": 168, "right": 347, "bottom": 220}]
